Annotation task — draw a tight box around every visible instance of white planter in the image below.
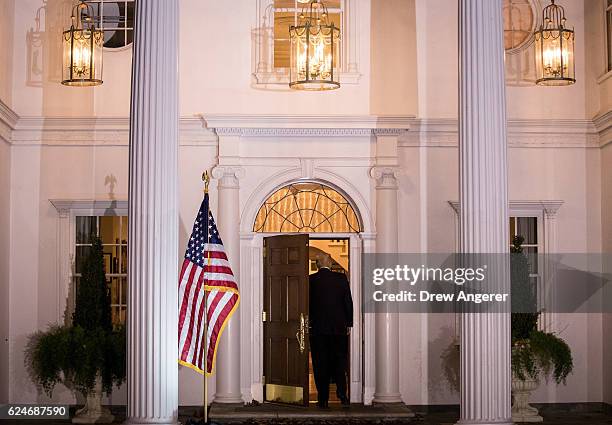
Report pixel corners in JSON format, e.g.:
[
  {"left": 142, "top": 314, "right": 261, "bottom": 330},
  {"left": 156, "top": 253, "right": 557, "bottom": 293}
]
[
  {"left": 72, "top": 377, "right": 114, "bottom": 424},
  {"left": 512, "top": 375, "right": 543, "bottom": 423}
]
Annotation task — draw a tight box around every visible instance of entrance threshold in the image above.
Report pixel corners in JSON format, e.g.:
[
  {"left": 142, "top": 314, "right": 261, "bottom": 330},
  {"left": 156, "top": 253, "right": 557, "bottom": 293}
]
[{"left": 209, "top": 402, "right": 416, "bottom": 422}]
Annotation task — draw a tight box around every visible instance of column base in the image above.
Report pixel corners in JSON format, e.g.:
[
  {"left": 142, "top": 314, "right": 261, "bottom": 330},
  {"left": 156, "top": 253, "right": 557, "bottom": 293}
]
[
  {"left": 123, "top": 419, "right": 179, "bottom": 425},
  {"left": 456, "top": 420, "right": 513, "bottom": 425},
  {"left": 372, "top": 392, "right": 402, "bottom": 404},
  {"left": 212, "top": 394, "right": 244, "bottom": 405}
]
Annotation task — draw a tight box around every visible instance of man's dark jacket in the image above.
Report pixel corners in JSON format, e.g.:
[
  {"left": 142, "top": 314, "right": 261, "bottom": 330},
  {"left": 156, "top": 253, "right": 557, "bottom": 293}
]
[{"left": 309, "top": 268, "right": 353, "bottom": 335}]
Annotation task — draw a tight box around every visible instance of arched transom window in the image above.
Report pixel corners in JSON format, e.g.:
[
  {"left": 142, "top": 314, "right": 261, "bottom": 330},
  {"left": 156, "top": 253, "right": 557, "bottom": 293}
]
[{"left": 254, "top": 182, "right": 361, "bottom": 233}]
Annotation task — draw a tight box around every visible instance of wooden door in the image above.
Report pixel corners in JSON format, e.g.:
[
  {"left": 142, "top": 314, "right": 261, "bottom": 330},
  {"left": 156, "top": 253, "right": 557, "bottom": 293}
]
[{"left": 263, "top": 234, "right": 309, "bottom": 405}]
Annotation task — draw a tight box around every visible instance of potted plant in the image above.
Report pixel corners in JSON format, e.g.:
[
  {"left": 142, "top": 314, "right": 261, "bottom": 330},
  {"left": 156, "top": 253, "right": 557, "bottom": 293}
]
[
  {"left": 510, "top": 236, "right": 573, "bottom": 423},
  {"left": 25, "top": 237, "right": 125, "bottom": 423}
]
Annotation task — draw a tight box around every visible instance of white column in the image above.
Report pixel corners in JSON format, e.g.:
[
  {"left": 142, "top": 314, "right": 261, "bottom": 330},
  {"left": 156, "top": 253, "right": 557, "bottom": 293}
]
[
  {"left": 211, "top": 166, "right": 244, "bottom": 404},
  {"left": 370, "top": 166, "right": 401, "bottom": 404},
  {"left": 458, "top": 1, "right": 512, "bottom": 424},
  {"left": 125, "top": 0, "right": 179, "bottom": 423}
]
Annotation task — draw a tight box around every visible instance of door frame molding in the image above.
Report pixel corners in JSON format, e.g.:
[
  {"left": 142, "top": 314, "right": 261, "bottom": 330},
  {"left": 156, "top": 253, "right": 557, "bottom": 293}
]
[{"left": 240, "top": 231, "right": 374, "bottom": 404}]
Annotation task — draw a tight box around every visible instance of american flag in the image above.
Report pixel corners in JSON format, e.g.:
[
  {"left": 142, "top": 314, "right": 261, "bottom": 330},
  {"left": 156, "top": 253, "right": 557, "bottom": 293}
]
[{"left": 178, "top": 193, "right": 240, "bottom": 375}]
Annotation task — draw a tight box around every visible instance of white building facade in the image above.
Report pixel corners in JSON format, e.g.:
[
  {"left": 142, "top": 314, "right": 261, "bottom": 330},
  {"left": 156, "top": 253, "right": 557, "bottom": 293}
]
[{"left": 0, "top": 0, "right": 611, "bottom": 421}]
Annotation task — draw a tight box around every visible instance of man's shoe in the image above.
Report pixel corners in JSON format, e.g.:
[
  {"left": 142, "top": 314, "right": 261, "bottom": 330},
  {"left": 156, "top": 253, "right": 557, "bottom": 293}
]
[
  {"left": 340, "top": 396, "right": 350, "bottom": 408},
  {"left": 317, "top": 401, "right": 329, "bottom": 409}
]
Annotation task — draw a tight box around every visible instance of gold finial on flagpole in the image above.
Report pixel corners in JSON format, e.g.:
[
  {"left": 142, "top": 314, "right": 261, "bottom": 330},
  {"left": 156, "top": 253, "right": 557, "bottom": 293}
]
[{"left": 202, "top": 171, "right": 210, "bottom": 193}]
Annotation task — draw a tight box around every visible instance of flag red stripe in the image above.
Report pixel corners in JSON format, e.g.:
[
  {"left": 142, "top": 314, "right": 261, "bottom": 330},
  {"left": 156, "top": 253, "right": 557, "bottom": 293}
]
[
  {"left": 203, "top": 265, "right": 234, "bottom": 276},
  {"left": 203, "top": 251, "right": 228, "bottom": 260},
  {"left": 180, "top": 270, "right": 204, "bottom": 361},
  {"left": 191, "top": 283, "right": 207, "bottom": 368},
  {"left": 205, "top": 279, "right": 239, "bottom": 290},
  {"left": 207, "top": 295, "right": 238, "bottom": 370},
  {"left": 179, "top": 259, "right": 190, "bottom": 281},
  {"left": 178, "top": 262, "right": 198, "bottom": 338}
]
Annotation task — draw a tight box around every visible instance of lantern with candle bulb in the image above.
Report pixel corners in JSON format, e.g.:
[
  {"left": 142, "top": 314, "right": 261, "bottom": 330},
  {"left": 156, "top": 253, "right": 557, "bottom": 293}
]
[
  {"left": 62, "top": 1, "right": 103, "bottom": 86},
  {"left": 289, "top": 0, "right": 340, "bottom": 90},
  {"left": 534, "top": 0, "right": 575, "bottom": 86}
]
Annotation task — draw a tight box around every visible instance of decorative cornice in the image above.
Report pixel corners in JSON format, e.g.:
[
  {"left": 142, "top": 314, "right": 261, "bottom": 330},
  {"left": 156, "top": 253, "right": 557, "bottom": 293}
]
[
  {"left": 0, "top": 99, "right": 18, "bottom": 144},
  {"left": 448, "top": 200, "right": 564, "bottom": 216},
  {"left": 0, "top": 110, "right": 608, "bottom": 148},
  {"left": 401, "top": 118, "right": 602, "bottom": 148},
  {"left": 203, "top": 114, "right": 413, "bottom": 138},
  {"left": 50, "top": 199, "right": 129, "bottom": 215},
  {"left": 594, "top": 110, "right": 612, "bottom": 148},
  {"left": 9, "top": 116, "right": 216, "bottom": 146}
]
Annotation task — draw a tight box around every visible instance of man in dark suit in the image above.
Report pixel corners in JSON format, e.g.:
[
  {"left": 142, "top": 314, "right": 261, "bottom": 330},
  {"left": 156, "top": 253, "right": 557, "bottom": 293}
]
[{"left": 309, "top": 253, "right": 353, "bottom": 408}]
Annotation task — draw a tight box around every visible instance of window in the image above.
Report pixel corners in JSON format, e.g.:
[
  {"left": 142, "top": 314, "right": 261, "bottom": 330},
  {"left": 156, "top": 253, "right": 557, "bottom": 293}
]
[
  {"left": 273, "top": 0, "right": 342, "bottom": 69},
  {"left": 85, "top": 1, "right": 135, "bottom": 49},
  {"left": 607, "top": 0, "right": 612, "bottom": 72},
  {"left": 503, "top": 0, "right": 536, "bottom": 52},
  {"left": 509, "top": 216, "right": 540, "bottom": 290},
  {"left": 254, "top": 182, "right": 361, "bottom": 233},
  {"left": 74, "top": 216, "right": 128, "bottom": 326}
]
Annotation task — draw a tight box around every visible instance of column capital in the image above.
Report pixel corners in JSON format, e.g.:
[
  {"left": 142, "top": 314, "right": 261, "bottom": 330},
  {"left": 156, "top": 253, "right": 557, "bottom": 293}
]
[
  {"left": 369, "top": 166, "right": 400, "bottom": 189},
  {"left": 212, "top": 165, "right": 245, "bottom": 188}
]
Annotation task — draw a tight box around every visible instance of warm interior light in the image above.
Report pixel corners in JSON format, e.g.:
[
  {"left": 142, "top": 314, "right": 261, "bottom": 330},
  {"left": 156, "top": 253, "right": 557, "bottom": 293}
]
[
  {"left": 62, "top": 2, "right": 103, "bottom": 86},
  {"left": 289, "top": 0, "right": 340, "bottom": 90},
  {"left": 534, "top": 0, "right": 575, "bottom": 86}
]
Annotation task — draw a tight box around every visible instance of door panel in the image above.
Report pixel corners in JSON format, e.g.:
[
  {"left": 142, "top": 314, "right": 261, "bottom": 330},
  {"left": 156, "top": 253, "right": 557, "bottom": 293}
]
[{"left": 263, "top": 234, "right": 309, "bottom": 405}]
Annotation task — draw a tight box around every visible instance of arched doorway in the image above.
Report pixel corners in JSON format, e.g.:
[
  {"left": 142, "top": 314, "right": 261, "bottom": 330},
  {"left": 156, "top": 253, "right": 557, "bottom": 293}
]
[{"left": 252, "top": 181, "right": 362, "bottom": 406}]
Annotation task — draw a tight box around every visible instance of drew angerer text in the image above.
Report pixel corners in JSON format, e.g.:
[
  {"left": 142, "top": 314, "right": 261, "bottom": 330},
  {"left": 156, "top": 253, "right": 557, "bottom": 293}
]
[{"left": 372, "top": 290, "right": 509, "bottom": 304}]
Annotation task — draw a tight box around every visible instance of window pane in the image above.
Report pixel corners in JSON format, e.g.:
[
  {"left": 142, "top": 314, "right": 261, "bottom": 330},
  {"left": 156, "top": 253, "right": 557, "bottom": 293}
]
[
  {"left": 524, "top": 247, "right": 538, "bottom": 274},
  {"left": 75, "top": 246, "right": 92, "bottom": 274},
  {"left": 76, "top": 216, "right": 97, "bottom": 244},
  {"left": 100, "top": 216, "right": 121, "bottom": 245},
  {"left": 516, "top": 217, "right": 537, "bottom": 244},
  {"left": 110, "top": 277, "right": 120, "bottom": 304},
  {"left": 254, "top": 183, "right": 360, "bottom": 233},
  {"left": 120, "top": 216, "right": 128, "bottom": 244},
  {"left": 120, "top": 277, "right": 127, "bottom": 305},
  {"left": 121, "top": 246, "right": 128, "bottom": 273}
]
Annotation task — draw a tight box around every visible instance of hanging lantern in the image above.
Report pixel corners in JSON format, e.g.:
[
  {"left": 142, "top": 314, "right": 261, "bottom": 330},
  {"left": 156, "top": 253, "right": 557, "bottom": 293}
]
[
  {"left": 289, "top": 0, "right": 340, "bottom": 91},
  {"left": 534, "top": 0, "right": 575, "bottom": 86},
  {"left": 61, "top": 1, "right": 103, "bottom": 86}
]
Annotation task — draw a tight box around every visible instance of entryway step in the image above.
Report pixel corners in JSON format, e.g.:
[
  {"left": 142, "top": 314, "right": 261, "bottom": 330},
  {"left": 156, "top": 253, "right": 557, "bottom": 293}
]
[{"left": 208, "top": 402, "right": 417, "bottom": 424}]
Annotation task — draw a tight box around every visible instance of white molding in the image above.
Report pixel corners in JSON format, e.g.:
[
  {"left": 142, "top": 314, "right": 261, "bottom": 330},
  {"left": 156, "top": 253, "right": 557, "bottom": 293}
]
[
  {"left": 594, "top": 110, "right": 612, "bottom": 147},
  {"left": 0, "top": 99, "right": 18, "bottom": 144},
  {"left": 448, "top": 200, "right": 564, "bottom": 216},
  {"left": 401, "top": 118, "right": 601, "bottom": 148},
  {"left": 50, "top": 199, "right": 129, "bottom": 215},
  {"left": 1, "top": 110, "right": 610, "bottom": 148},
  {"left": 203, "top": 113, "right": 413, "bottom": 129},
  {"left": 9, "top": 116, "right": 216, "bottom": 146}
]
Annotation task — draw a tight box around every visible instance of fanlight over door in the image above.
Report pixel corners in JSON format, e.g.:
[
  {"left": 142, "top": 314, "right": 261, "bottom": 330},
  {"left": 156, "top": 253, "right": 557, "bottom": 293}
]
[{"left": 254, "top": 182, "right": 361, "bottom": 233}]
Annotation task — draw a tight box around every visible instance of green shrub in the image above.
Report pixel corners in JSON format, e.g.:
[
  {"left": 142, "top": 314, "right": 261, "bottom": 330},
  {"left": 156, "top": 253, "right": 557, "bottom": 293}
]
[
  {"left": 25, "top": 237, "right": 126, "bottom": 397},
  {"left": 510, "top": 235, "right": 573, "bottom": 385}
]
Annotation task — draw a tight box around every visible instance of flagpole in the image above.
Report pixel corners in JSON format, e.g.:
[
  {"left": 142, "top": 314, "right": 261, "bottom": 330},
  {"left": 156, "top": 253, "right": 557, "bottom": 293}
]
[{"left": 203, "top": 171, "right": 210, "bottom": 425}]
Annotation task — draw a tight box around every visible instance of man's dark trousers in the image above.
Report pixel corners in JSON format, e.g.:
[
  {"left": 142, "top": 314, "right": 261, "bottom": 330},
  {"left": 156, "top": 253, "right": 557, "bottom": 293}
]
[
  {"left": 309, "top": 267, "right": 353, "bottom": 405},
  {"left": 310, "top": 334, "right": 349, "bottom": 404}
]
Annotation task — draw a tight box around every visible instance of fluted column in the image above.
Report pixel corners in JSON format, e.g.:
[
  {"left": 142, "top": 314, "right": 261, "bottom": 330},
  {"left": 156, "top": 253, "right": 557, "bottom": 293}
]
[
  {"left": 458, "top": 1, "right": 512, "bottom": 424},
  {"left": 211, "top": 166, "right": 244, "bottom": 404},
  {"left": 126, "top": 1, "right": 179, "bottom": 424},
  {"left": 370, "top": 166, "right": 401, "bottom": 404}
]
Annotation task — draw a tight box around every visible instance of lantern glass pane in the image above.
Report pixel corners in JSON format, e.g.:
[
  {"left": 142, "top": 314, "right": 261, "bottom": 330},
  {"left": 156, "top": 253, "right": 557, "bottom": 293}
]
[
  {"left": 62, "top": 28, "right": 104, "bottom": 86},
  {"left": 290, "top": 24, "right": 340, "bottom": 90},
  {"left": 535, "top": 28, "right": 575, "bottom": 86}
]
